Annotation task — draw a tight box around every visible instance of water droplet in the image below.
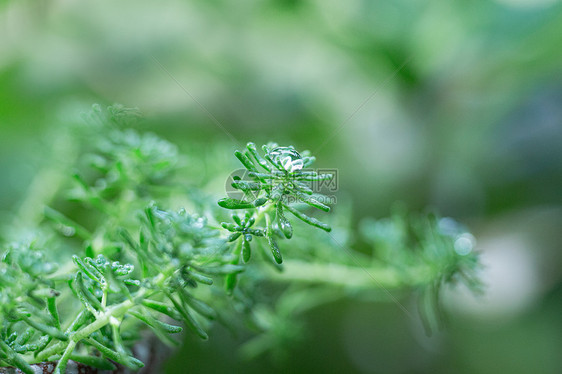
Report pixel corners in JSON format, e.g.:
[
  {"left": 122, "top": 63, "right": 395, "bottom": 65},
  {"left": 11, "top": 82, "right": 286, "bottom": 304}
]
[
  {"left": 438, "top": 217, "right": 460, "bottom": 236},
  {"left": 59, "top": 225, "right": 76, "bottom": 237},
  {"left": 454, "top": 233, "right": 476, "bottom": 255},
  {"left": 269, "top": 147, "right": 303, "bottom": 172}
]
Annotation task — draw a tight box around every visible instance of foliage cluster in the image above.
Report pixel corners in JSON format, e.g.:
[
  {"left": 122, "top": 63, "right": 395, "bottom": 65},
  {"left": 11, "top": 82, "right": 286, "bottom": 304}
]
[{"left": 0, "top": 105, "right": 480, "bottom": 373}]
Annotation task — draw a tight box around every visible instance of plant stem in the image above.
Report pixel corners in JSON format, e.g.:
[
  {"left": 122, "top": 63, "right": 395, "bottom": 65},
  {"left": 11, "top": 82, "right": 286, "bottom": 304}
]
[
  {"left": 36, "top": 290, "right": 146, "bottom": 363},
  {"left": 262, "top": 260, "right": 434, "bottom": 289},
  {"left": 53, "top": 340, "right": 76, "bottom": 374}
]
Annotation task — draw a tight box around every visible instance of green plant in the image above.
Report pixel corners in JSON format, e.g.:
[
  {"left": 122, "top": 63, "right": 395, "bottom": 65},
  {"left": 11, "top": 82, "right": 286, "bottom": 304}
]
[
  {"left": 217, "top": 142, "right": 334, "bottom": 293},
  {"left": 0, "top": 105, "right": 481, "bottom": 373}
]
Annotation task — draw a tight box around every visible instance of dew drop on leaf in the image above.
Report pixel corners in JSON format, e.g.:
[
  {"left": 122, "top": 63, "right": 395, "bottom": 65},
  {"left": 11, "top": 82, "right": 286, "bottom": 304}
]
[{"left": 269, "top": 147, "right": 303, "bottom": 172}]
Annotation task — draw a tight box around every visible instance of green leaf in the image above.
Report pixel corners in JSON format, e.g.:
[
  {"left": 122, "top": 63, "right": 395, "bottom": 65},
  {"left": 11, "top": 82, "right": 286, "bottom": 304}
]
[
  {"left": 225, "top": 273, "right": 238, "bottom": 295},
  {"left": 246, "top": 142, "right": 272, "bottom": 171},
  {"left": 242, "top": 239, "right": 251, "bottom": 263},
  {"left": 141, "top": 300, "right": 182, "bottom": 320},
  {"left": 44, "top": 206, "right": 93, "bottom": 240},
  {"left": 72, "top": 255, "right": 106, "bottom": 286},
  {"left": 18, "top": 314, "right": 67, "bottom": 341},
  {"left": 253, "top": 197, "right": 268, "bottom": 207},
  {"left": 231, "top": 181, "right": 262, "bottom": 191},
  {"left": 248, "top": 171, "right": 277, "bottom": 179},
  {"left": 232, "top": 214, "right": 242, "bottom": 225},
  {"left": 218, "top": 198, "right": 256, "bottom": 209},
  {"left": 129, "top": 311, "right": 183, "bottom": 334},
  {"left": 47, "top": 296, "right": 61, "bottom": 329},
  {"left": 297, "top": 193, "right": 330, "bottom": 212},
  {"left": 277, "top": 204, "right": 293, "bottom": 239},
  {"left": 166, "top": 294, "right": 208, "bottom": 340},
  {"left": 15, "top": 328, "right": 34, "bottom": 346},
  {"left": 73, "top": 272, "right": 102, "bottom": 315},
  {"left": 180, "top": 290, "right": 217, "bottom": 320},
  {"left": 69, "top": 354, "right": 117, "bottom": 370},
  {"left": 283, "top": 203, "right": 332, "bottom": 232},
  {"left": 294, "top": 181, "right": 313, "bottom": 195},
  {"left": 302, "top": 156, "right": 316, "bottom": 168},
  {"left": 234, "top": 150, "right": 258, "bottom": 172},
  {"left": 263, "top": 151, "right": 285, "bottom": 172},
  {"left": 119, "top": 228, "right": 139, "bottom": 250},
  {"left": 221, "top": 222, "right": 238, "bottom": 232},
  {"left": 296, "top": 173, "right": 332, "bottom": 181},
  {"left": 267, "top": 235, "right": 283, "bottom": 264},
  {"left": 85, "top": 338, "right": 144, "bottom": 370},
  {"left": 226, "top": 232, "right": 242, "bottom": 242},
  {"left": 184, "top": 269, "right": 214, "bottom": 285}
]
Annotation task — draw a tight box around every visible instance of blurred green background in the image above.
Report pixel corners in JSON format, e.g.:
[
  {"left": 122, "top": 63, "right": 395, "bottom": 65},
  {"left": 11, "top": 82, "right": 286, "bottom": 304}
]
[{"left": 1, "top": 0, "right": 561, "bottom": 373}]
